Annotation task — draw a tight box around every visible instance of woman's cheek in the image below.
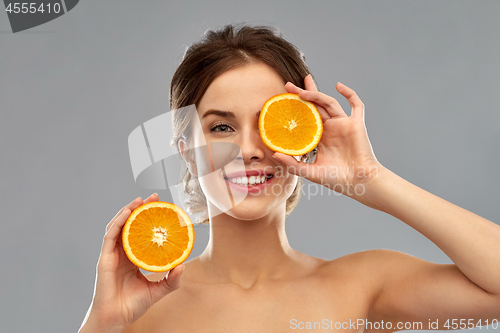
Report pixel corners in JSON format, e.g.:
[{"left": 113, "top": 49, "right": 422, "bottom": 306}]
[
  {"left": 263, "top": 174, "right": 298, "bottom": 200},
  {"left": 284, "top": 175, "right": 299, "bottom": 198},
  {"left": 199, "top": 172, "right": 235, "bottom": 212}
]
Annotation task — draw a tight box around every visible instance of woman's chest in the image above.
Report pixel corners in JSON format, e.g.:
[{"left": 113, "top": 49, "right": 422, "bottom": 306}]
[{"left": 134, "top": 279, "right": 371, "bottom": 333}]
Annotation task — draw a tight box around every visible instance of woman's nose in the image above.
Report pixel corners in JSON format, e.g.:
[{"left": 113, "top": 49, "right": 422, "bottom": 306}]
[{"left": 236, "top": 128, "right": 266, "bottom": 163}]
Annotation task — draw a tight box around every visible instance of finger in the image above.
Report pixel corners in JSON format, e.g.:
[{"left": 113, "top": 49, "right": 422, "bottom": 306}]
[
  {"left": 304, "top": 74, "right": 318, "bottom": 91},
  {"left": 285, "top": 81, "right": 303, "bottom": 94},
  {"left": 148, "top": 264, "right": 185, "bottom": 303},
  {"left": 285, "top": 82, "right": 330, "bottom": 121},
  {"left": 165, "top": 264, "right": 185, "bottom": 290},
  {"left": 102, "top": 208, "right": 131, "bottom": 254},
  {"left": 272, "top": 152, "right": 311, "bottom": 179},
  {"left": 336, "top": 82, "right": 365, "bottom": 119},
  {"left": 106, "top": 197, "right": 143, "bottom": 233},
  {"left": 103, "top": 196, "right": 144, "bottom": 243},
  {"left": 285, "top": 75, "right": 317, "bottom": 93},
  {"left": 298, "top": 89, "right": 347, "bottom": 118},
  {"left": 143, "top": 193, "right": 159, "bottom": 205}
]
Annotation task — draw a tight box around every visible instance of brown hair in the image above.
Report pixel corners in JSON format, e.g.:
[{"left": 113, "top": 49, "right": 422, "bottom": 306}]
[{"left": 169, "top": 23, "right": 317, "bottom": 224}]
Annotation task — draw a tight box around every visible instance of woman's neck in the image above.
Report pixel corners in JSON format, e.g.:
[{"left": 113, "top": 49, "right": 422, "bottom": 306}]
[{"left": 196, "top": 201, "right": 300, "bottom": 288}]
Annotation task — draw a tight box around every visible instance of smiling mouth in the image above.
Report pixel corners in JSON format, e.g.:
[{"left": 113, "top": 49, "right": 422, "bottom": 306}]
[{"left": 224, "top": 174, "right": 274, "bottom": 186}]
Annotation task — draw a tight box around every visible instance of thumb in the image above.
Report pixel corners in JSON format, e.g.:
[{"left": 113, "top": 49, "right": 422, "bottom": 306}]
[
  {"left": 165, "top": 264, "right": 185, "bottom": 290},
  {"left": 272, "top": 153, "right": 311, "bottom": 179},
  {"left": 149, "top": 264, "right": 185, "bottom": 302}
]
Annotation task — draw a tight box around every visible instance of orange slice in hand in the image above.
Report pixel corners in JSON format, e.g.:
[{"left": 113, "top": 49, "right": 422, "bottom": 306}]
[
  {"left": 122, "top": 201, "right": 195, "bottom": 272},
  {"left": 259, "top": 93, "right": 323, "bottom": 156}
]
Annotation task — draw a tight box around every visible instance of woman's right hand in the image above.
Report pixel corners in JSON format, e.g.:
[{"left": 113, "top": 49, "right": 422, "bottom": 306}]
[{"left": 79, "top": 194, "right": 185, "bottom": 332}]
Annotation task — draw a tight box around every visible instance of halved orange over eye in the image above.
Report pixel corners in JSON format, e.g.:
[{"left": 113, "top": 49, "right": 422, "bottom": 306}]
[{"left": 259, "top": 93, "right": 323, "bottom": 156}]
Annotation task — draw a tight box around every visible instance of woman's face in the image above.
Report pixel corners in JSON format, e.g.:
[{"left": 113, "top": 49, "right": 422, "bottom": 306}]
[{"left": 195, "top": 62, "right": 298, "bottom": 220}]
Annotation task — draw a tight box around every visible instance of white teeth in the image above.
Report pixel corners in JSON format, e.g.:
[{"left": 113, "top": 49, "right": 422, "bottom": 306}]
[{"left": 227, "top": 175, "right": 270, "bottom": 186}]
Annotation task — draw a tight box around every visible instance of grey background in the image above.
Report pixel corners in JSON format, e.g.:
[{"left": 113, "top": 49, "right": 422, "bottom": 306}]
[{"left": 1, "top": 1, "right": 499, "bottom": 332}]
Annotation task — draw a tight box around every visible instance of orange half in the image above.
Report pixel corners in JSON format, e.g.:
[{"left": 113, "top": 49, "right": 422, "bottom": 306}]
[
  {"left": 259, "top": 93, "right": 323, "bottom": 156},
  {"left": 122, "top": 201, "right": 195, "bottom": 272}
]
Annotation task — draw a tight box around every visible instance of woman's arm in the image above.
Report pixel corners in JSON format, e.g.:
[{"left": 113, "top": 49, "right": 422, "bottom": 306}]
[
  {"left": 276, "top": 78, "right": 500, "bottom": 326},
  {"left": 364, "top": 166, "right": 500, "bottom": 296},
  {"left": 79, "top": 194, "right": 185, "bottom": 333},
  {"left": 357, "top": 167, "right": 500, "bottom": 327}
]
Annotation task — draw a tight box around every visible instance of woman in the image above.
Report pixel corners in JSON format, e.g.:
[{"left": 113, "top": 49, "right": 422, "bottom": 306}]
[{"left": 79, "top": 24, "right": 500, "bottom": 332}]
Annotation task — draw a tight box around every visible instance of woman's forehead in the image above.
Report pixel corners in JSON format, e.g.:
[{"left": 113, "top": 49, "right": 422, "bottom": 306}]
[{"left": 198, "top": 63, "right": 287, "bottom": 115}]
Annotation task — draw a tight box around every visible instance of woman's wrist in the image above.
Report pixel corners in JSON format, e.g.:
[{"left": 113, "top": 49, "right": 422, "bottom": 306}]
[
  {"left": 350, "top": 164, "right": 394, "bottom": 211},
  {"left": 79, "top": 310, "right": 127, "bottom": 333}
]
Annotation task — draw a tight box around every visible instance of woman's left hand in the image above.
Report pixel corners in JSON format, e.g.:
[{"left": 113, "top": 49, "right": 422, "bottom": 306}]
[{"left": 272, "top": 75, "right": 385, "bottom": 200}]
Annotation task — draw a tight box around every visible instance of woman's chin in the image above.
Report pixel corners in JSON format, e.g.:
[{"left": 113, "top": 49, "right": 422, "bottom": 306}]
[
  {"left": 224, "top": 206, "right": 273, "bottom": 221},
  {"left": 202, "top": 177, "right": 297, "bottom": 221},
  {"left": 209, "top": 199, "right": 286, "bottom": 221}
]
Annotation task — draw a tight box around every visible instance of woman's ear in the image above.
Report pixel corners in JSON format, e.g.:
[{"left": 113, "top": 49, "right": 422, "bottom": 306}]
[{"left": 179, "top": 139, "right": 198, "bottom": 177}]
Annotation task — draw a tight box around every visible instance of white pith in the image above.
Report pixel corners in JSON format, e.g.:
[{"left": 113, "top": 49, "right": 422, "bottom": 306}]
[
  {"left": 285, "top": 119, "right": 298, "bottom": 131},
  {"left": 152, "top": 226, "right": 168, "bottom": 246}
]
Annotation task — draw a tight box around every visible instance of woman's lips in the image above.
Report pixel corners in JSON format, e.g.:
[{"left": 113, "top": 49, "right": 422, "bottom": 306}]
[{"left": 224, "top": 175, "right": 274, "bottom": 193}]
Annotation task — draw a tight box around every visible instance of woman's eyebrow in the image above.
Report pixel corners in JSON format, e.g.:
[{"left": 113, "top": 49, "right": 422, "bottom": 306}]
[{"left": 202, "top": 109, "right": 261, "bottom": 118}]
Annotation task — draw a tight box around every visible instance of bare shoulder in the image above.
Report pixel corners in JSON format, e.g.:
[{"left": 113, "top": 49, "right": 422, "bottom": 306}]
[
  {"left": 319, "top": 249, "right": 420, "bottom": 294},
  {"left": 328, "top": 248, "right": 444, "bottom": 278},
  {"left": 323, "top": 248, "right": 421, "bottom": 271}
]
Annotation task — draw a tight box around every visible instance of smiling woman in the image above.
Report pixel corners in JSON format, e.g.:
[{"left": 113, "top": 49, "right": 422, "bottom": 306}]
[
  {"left": 169, "top": 24, "right": 317, "bottom": 224},
  {"left": 185, "top": 62, "right": 302, "bottom": 220},
  {"left": 79, "top": 23, "right": 500, "bottom": 333}
]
